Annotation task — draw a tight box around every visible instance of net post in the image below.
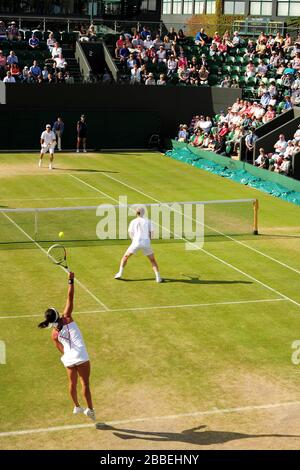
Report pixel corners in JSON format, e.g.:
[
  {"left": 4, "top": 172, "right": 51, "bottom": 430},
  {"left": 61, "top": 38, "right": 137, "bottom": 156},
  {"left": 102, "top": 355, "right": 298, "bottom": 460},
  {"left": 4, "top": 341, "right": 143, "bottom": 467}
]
[{"left": 253, "top": 199, "right": 259, "bottom": 235}]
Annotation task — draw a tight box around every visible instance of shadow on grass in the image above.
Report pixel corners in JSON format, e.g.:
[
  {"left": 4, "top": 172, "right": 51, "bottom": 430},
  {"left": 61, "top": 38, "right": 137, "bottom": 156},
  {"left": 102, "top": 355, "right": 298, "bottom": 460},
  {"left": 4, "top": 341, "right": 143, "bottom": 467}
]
[
  {"left": 96, "top": 423, "right": 299, "bottom": 445},
  {"left": 120, "top": 276, "right": 252, "bottom": 285}
]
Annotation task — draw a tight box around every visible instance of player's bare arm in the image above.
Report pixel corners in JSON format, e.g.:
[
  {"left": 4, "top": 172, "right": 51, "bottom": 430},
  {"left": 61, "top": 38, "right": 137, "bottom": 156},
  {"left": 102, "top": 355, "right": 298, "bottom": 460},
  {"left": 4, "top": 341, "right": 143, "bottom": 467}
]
[{"left": 63, "top": 271, "right": 74, "bottom": 319}]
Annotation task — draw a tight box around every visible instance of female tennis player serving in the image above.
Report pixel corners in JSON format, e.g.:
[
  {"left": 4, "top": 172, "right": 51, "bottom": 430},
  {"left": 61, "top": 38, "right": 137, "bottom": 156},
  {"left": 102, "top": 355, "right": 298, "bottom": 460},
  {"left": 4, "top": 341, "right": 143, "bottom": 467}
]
[{"left": 38, "top": 272, "right": 96, "bottom": 421}]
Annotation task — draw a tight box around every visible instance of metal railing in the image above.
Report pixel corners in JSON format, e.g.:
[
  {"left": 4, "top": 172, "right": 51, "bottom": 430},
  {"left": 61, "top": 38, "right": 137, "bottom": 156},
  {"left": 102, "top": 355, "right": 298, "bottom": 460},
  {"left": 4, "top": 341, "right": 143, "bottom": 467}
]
[{"left": 75, "top": 41, "right": 92, "bottom": 82}]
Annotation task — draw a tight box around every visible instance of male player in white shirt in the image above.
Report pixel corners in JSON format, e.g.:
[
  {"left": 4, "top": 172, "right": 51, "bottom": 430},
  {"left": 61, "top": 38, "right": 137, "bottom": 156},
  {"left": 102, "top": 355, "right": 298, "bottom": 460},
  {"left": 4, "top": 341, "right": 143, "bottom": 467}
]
[
  {"left": 39, "top": 124, "right": 56, "bottom": 169},
  {"left": 115, "top": 207, "right": 162, "bottom": 282}
]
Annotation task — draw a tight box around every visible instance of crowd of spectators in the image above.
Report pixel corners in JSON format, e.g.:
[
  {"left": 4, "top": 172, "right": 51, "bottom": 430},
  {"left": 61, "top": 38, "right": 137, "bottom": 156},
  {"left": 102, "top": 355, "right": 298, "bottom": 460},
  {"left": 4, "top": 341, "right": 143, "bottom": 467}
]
[
  {"left": 114, "top": 26, "right": 300, "bottom": 106},
  {"left": 175, "top": 96, "right": 300, "bottom": 177},
  {"left": 0, "top": 20, "right": 75, "bottom": 83},
  {"left": 253, "top": 128, "right": 300, "bottom": 175}
]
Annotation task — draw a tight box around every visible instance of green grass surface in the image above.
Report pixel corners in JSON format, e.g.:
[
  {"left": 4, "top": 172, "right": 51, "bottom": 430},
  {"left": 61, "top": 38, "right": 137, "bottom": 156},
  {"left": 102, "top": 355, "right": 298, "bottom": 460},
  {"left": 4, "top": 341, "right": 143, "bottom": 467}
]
[{"left": 0, "top": 152, "right": 300, "bottom": 449}]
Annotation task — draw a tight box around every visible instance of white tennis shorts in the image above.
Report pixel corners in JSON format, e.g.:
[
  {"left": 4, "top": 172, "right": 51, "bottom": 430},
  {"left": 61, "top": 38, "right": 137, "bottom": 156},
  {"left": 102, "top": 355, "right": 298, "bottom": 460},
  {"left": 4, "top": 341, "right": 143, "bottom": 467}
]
[
  {"left": 41, "top": 143, "right": 56, "bottom": 154},
  {"left": 126, "top": 241, "right": 153, "bottom": 256}
]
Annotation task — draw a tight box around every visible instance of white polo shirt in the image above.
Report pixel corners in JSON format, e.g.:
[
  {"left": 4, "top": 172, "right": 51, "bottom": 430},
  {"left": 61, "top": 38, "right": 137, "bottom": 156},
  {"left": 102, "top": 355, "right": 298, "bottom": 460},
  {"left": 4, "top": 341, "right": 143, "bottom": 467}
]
[
  {"left": 41, "top": 130, "right": 56, "bottom": 145},
  {"left": 128, "top": 217, "right": 153, "bottom": 245}
]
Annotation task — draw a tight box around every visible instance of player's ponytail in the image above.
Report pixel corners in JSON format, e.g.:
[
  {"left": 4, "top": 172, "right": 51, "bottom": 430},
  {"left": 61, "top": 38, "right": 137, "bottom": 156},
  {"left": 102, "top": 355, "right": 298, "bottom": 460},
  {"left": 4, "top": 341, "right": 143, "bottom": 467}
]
[
  {"left": 38, "top": 320, "right": 50, "bottom": 329},
  {"left": 37, "top": 308, "right": 59, "bottom": 328}
]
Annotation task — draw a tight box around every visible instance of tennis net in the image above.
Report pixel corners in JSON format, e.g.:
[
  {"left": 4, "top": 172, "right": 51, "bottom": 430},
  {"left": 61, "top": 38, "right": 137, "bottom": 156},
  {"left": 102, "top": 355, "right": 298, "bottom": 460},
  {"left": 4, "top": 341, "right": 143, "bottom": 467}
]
[{"left": 0, "top": 198, "right": 258, "bottom": 246}]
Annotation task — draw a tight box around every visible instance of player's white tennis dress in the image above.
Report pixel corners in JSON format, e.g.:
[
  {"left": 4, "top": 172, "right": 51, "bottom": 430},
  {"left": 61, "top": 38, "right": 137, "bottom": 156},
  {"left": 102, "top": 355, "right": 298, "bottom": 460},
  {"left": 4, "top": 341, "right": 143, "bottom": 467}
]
[
  {"left": 57, "top": 321, "right": 89, "bottom": 367},
  {"left": 126, "top": 217, "right": 154, "bottom": 256}
]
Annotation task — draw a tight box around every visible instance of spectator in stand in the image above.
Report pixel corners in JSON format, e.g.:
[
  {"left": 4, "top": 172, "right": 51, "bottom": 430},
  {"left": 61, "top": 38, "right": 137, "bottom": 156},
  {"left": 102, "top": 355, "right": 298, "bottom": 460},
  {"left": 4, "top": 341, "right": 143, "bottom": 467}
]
[
  {"left": 119, "top": 43, "right": 130, "bottom": 66},
  {"left": 157, "top": 74, "right": 167, "bottom": 86},
  {"left": 115, "top": 35, "right": 125, "bottom": 58},
  {"left": 130, "top": 64, "right": 141, "bottom": 84},
  {"left": 153, "top": 34, "right": 163, "bottom": 50},
  {"left": 65, "top": 71, "right": 74, "bottom": 84},
  {"left": 140, "top": 26, "right": 151, "bottom": 41},
  {"left": 47, "top": 32, "right": 56, "bottom": 53},
  {"left": 294, "top": 124, "right": 300, "bottom": 142},
  {"left": 292, "top": 53, "right": 300, "bottom": 71},
  {"left": 132, "top": 33, "right": 144, "bottom": 49},
  {"left": 56, "top": 71, "right": 65, "bottom": 83},
  {"left": 232, "top": 31, "right": 242, "bottom": 47},
  {"left": 7, "top": 50, "right": 18, "bottom": 66},
  {"left": 283, "top": 33, "right": 293, "bottom": 53},
  {"left": 51, "top": 42, "right": 62, "bottom": 59},
  {"left": 167, "top": 54, "right": 178, "bottom": 77},
  {"left": 189, "top": 66, "right": 199, "bottom": 85},
  {"left": 189, "top": 129, "right": 203, "bottom": 147},
  {"left": 0, "top": 20, "right": 7, "bottom": 40},
  {"left": 42, "top": 66, "right": 49, "bottom": 81},
  {"left": 274, "top": 32, "right": 284, "bottom": 52},
  {"left": 3, "top": 71, "right": 16, "bottom": 83},
  {"left": 145, "top": 72, "right": 156, "bottom": 85},
  {"left": 262, "top": 105, "right": 276, "bottom": 123},
  {"left": 30, "top": 60, "right": 41, "bottom": 78},
  {"left": 254, "top": 148, "right": 266, "bottom": 166},
  {"left": 274, "top": 134, "right": 288, "bottom": 154},
  {"left": 256, "top": 59, "right": 268, "bottom": 78},
  {"left": 47, "top": 73, "right": 55, "bottom": 84},
  {"left": 163, "top": 36, "right": 172, "bottom": 54},
  {"left": 195, "top": 28, "right": 209, "bottom": 46},
  {"left": 10, "top": 63, "right": 21, "bottom": 80},
  {"left": 126, "top": 53, "right": 136, "bottom": 70},
  {"left": 24, "top": 71, "right": 35, "bottom": 83},
  {"left": 199, "top": 65, "right": 209, "bottom": 85},
  {"left": 284, "top": 140, "right": 295, "bottom": 158},
  {"left": 156, "top": 45, "right": 167, "bottom": 63},
  {"left": 245, "top": 61, "right": 256, "bottom": 78},
  {"left": 220, "top": 76, "right": 231, "bottom": 87},
  {"left": 177, "top": 29, "right": 186, "bottom": 43},
  {"left": 144, "top": 35, "right": 153, "bottom": 49},
  {"left": 167, "top": 27, "right": 177, "bottom": 42},
  {"left": 245, "top": 39, "right": 256, "bottom": 58},
  {"left": 29, "top": 33, "right": 40, "bottom": 49},
  {"left": 283, "top": 95, "right": 293, "bottom": 111},
  {"left": 178, "top": 65, "right": 190, "bottom": 84},
  {"left": 7, "top": 21, "right": 19, "bottom": 41},
  {"left": 0, "top": 50, "right": 7, "bottom": 78},
  {"left": 87, "top": 24, "right": 97, "bottom": 42}
]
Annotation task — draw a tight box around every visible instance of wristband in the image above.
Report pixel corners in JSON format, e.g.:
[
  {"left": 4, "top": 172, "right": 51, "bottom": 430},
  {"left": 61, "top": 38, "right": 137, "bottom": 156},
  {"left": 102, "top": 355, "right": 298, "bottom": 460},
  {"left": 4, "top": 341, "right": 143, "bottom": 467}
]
[{"left": 68, "top": 279, "right": 74, "bottom": 284}]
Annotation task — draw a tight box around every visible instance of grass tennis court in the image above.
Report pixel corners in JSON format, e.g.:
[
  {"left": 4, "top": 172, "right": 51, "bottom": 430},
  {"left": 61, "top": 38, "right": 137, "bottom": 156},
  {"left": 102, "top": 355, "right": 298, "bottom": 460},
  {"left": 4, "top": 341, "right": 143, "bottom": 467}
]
[{"left": 1, "top": 151, "right": 300, "bottom": 450}]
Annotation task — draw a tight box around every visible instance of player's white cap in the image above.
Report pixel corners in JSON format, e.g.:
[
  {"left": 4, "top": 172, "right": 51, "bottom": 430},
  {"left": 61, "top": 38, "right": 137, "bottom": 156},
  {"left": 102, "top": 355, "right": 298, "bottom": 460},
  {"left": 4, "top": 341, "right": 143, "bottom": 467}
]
[{"left": 46, "top": 124, "right": 51, "bottom": 128}]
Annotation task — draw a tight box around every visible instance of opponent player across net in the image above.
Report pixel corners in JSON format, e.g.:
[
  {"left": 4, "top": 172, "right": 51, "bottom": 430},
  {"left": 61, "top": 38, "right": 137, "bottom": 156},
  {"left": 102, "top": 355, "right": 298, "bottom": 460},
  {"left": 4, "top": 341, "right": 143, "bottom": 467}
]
[{"left": 114, "top": 207, "right": 162, "bottom": 283}]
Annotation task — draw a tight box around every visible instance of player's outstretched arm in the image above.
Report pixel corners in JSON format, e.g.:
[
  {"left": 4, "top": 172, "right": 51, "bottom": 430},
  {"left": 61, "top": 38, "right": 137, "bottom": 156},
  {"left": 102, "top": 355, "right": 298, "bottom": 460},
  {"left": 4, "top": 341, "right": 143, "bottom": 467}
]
[{"left": 63, "top": 272, "right": 74, "bottom": 318}]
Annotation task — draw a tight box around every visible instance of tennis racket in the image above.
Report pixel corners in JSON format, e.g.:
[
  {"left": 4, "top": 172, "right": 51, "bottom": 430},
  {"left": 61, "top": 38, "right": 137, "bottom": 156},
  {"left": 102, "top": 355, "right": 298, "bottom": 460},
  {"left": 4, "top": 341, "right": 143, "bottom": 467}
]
[{"left": 47, "top": 243, "right": 70, "bottom": 271}]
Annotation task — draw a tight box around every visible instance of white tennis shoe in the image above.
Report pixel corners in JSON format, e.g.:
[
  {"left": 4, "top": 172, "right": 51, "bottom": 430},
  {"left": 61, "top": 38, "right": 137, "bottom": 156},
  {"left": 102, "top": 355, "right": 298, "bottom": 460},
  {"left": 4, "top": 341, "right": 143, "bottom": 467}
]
[
  {"left": 38, "top": 160, "right": 42, "bottom": 167},
  {"left": 84, "top": 408, "right": 96, "bottom": 421},
  {"left": 49, "top": 164, "right": 53, "bottom": 170},
  {"left": 114, "top": 272, "right": 122, "bottom": 279},
  {"left": 73, "top": 406, "right": 84, "bottom": 415}
]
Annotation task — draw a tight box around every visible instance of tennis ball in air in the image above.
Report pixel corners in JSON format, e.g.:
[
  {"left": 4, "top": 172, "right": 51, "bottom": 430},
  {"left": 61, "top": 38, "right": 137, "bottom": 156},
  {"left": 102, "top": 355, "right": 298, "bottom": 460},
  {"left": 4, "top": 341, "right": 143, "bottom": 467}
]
[{"left": 59, "top": 232, "right": 64, "bottom": 238}]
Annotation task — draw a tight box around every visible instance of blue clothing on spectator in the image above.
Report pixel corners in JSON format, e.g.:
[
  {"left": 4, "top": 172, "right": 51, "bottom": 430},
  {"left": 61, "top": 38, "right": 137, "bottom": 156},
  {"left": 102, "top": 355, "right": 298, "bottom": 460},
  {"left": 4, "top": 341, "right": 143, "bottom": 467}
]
[
  {"left": 284, "top": 67, "right": 295, "bottom": 75},
  {"left": 29, "top": 36, "right": 39, "bottom": 47},
  {"left": 53, "top": 120, "right": 64, "bottom": 133},
  {"left": 30, "top": 65, "right": 41, "bottom": 76}
]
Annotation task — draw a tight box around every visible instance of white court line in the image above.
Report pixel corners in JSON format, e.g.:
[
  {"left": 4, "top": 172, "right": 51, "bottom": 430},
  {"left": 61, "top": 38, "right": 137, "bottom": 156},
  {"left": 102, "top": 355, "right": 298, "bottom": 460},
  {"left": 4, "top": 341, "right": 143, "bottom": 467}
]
[
  {"left": 0, "top": 196, "right": 109, "bottom": 201},
  {"left": 0, "top": 298, "right": 287, "bottom": 320},
  {"left": 1, "top": 212, "right": 109, "bottom": 312},
  {"left": 1, "top": 400, "right": 300, "bottom": 438},
  {"left": 102, "top": 171, "right": 300, "bottom": 277},
  {"left": 69, "top": 174, "right": 300, "bottom": 308},
  {"left": 68, "top": 174, "right": 117, "bottom": 203}
]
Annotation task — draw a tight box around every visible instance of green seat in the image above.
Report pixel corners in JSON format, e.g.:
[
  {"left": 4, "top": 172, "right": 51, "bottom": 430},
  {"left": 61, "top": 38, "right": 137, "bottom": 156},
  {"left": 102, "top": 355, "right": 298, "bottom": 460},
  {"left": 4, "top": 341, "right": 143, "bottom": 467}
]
[
  {"left": 240, "top": 65, "right": 247, "bottom": 74},
  {"left": 246, "top": 76, "right": 257, "bottom": 86},
  {"left": 235, "top": 56, "right": 243, "bottom": 65},
  {"left": 209, "top": 64, "right": 219, "bottom": 74},
  {"left": 208, "top": 74, "right": 219, "bottom": 86},
  {"left": 231, "top": 65, "right": 240, "bottom": 74},
  {"left": 225, "top": 56, "right": 235, "bottom": 64},
  {"left": 238, "top": 76, "right": 246, "bottom": 87},
  {"left": 276, "top": 101, "right": 285, "bottom": 113},
  {"left": 222, "top": 65, "right": 231, "bottom": 74}
]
